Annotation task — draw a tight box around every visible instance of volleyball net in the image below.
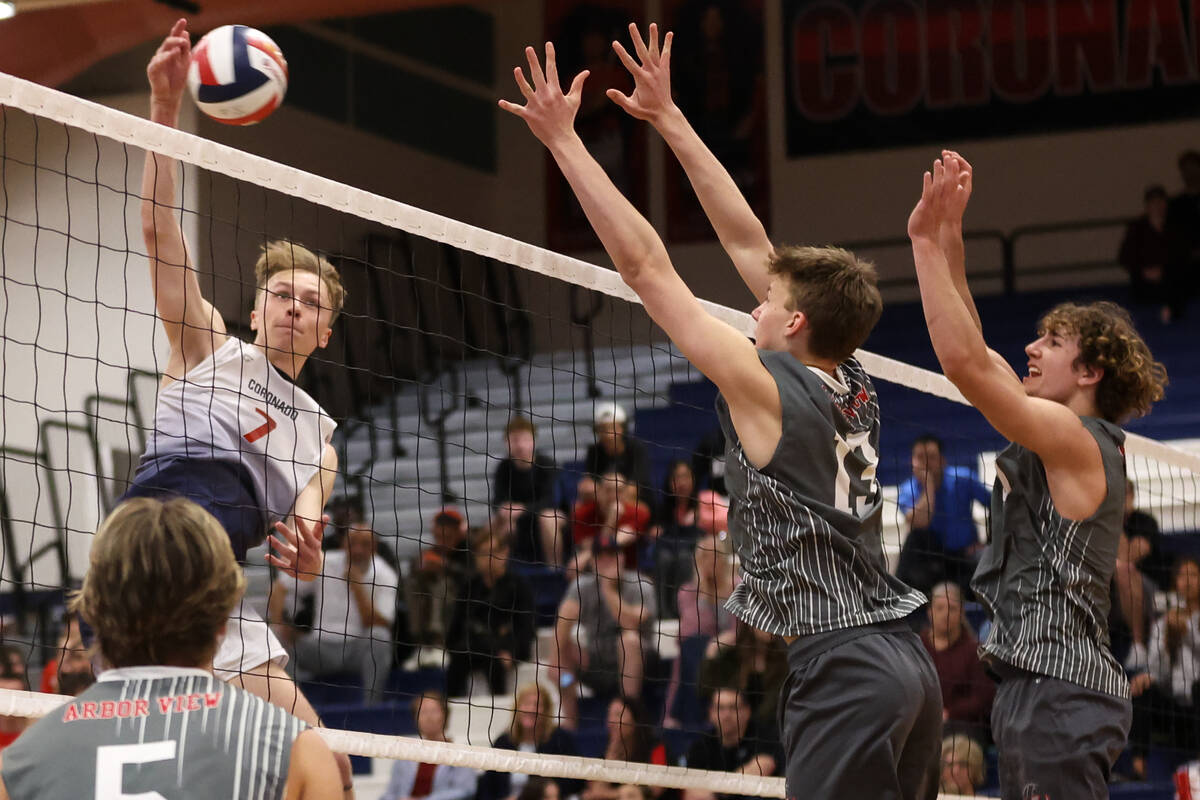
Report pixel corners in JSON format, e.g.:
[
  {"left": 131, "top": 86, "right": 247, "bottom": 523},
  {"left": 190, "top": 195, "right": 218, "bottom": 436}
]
[{"left": 2, "top": 69, "right": 1199, "bottom": 798}]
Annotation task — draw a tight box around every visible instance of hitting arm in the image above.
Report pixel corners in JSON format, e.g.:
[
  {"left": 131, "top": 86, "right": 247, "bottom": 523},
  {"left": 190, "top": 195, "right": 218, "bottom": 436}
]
[{"left": 142, "top": 19, "right": 226, "bottom": 377}]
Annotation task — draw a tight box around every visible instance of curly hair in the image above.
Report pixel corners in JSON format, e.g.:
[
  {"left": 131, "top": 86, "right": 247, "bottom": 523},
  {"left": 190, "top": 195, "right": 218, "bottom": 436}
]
[
  {"left": 70, "top": 497, "right": 245, "bottom": 669},
  {"left": 1038, "top": 301, "right": 1167, "bottom": 424}
]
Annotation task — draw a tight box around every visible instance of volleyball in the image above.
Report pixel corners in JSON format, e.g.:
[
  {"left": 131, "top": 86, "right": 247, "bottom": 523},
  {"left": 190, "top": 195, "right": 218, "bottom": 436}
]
[{"left": 186, "top": 25, "right": 287, "bottom": 125}]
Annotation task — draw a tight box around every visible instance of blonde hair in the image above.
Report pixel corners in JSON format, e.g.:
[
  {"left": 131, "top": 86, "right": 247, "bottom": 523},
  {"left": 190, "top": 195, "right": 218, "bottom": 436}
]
[
  {"left": 1038, "top": 301, "right": 1167, "bottom": 423},
  {"left": 940, "top": 733, "right": 985, "bottom": 789},
  {"left": 767, "top": 245, "right": 882, "bottom": 362},
  {"left": 508, "top": 682, "right": 556, "bottom": 745},
  {"left": 255, "top": 240, "right": 346, "bottom": 326},
  {"left": 70, "top": 497, "right": 245, "bottom": 669}
]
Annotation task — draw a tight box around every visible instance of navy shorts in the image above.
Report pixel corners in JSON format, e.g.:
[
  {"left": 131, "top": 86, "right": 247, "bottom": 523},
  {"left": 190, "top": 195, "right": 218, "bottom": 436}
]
[{"left": 121, "top": 459, "right": 264, "bottom": 562}]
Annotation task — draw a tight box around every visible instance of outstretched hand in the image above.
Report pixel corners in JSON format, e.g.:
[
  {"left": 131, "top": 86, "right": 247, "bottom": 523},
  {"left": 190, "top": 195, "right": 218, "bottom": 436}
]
[
  {"left": 939, "top": 150, "right": 973, "bottom": 228},
  {"left": 147, "top": 18, "right": 191, "bottom": 108},
  {"left": 908, "top": 154, "right": 970, "bottom": 242},
  {"left": 267, "top": 513, "right": 327, "bottom": 580},
  {"left": 607, "top": 22, "right": 676, "bottom": 123},
  {"left": 498, "top": 43, "right": 589, "bottom": 149}
]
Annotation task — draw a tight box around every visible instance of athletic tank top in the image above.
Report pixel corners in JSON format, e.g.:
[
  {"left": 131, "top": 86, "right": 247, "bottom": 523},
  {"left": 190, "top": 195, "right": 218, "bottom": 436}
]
[
  {"left": 0, "top": 666, "right": 305, "bottom": 799},
  {"left": 717, "top": 351, "right": 926, "bottom": 636},
  {"left": 135, "top": 337, "right": 336, "bottom": 526},
  {"left": 972, "top": 416, "right": 1129, "bottom": 698}
]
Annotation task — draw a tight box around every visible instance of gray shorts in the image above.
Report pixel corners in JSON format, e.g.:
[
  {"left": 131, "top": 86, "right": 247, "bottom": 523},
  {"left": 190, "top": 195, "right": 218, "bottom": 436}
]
[
  {"left": 991, "top": 664, "right": 1131, "bottom": 800},
  {"left": 778, "top": 620, "right": 942, "bottom": 800}
]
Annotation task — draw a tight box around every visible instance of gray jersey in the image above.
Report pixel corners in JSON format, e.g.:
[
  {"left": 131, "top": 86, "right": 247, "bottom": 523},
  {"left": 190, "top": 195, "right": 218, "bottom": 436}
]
[
  {"left": 1, "top": 666, "right": 305, "bottom": 800},
  {"left": 718, "top": 351, "right": 926, "bottom": 637},
  {"left": 973, "top": 416, "right": 1129, "bottom": 698}
]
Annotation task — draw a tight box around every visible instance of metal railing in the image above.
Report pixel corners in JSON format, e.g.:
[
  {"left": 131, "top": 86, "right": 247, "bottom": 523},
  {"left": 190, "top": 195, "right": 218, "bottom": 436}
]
[{"left": 845, "top": 216, "right": 1134, "bottom": 295}]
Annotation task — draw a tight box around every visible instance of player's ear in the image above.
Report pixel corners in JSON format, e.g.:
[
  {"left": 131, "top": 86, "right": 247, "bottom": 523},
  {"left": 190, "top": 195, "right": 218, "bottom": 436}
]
[
  {"left": 1078, "top": 362, "right": 1104, "bottom": 387},
  {"left": 317, "top": 325, "right": 333, "bottom": 349},
  {"left": 249, "top": 308, "right": 259, "bottom": 332},
  {"left": 785, "top": 309, "right": 807, "bottom": 337}
]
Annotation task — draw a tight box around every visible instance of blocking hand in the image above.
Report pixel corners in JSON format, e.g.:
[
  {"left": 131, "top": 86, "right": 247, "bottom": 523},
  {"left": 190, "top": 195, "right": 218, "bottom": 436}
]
[
  {"left": 499, "top": 43, "right": 589, "bottom": 149},
  {"left": 267, "top": 513, "right": 327, "bottom": 580},
  {"left": 607, "top": 22, "right": 676, "bottom": 123},
  {"left": 939, "top": 150, "right": 973, "bottom": 228},
  {"left": 147, "top": 18, "right": 191, "bottom": 107}
]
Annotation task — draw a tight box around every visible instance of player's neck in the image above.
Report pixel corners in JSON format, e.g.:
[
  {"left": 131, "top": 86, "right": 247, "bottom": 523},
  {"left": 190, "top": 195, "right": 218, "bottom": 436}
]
[
  {"left": 1061, "top": 391, "right": 1100, "bottom": 420},
  {"left": 258, "top": 343, "right": 307, "bottom": 381}
]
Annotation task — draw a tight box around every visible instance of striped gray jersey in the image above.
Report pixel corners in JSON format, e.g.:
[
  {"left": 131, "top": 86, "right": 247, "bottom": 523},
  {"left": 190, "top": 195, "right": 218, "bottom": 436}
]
[
  {"left": 718, "top": 351, "right": 926, "bottom": 637},
  {"left": 972, "top": 416, "right": 1129, "bottom": 698},
  {"left": 1, "top": 666, "right": 305, "bottom": 800}
]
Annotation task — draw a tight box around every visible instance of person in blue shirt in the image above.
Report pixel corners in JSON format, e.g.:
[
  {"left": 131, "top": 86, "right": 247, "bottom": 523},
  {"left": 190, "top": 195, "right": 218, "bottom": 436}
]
[{"left": 896, "top": 434, "right": 990, "bottom": 596}]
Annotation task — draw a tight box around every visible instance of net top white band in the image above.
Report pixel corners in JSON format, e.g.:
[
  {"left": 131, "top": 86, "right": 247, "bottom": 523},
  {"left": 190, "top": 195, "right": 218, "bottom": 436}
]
[
  {"left": 0, "top": 688, "right": 986, "bottom": 800},
  {"left": 0, "top": 69, "right": 1194, "bottom": 477}
]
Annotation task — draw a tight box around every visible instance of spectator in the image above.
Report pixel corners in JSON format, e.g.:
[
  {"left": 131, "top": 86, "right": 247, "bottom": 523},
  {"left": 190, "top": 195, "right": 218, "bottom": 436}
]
[
  {"left": 650, "top": 460, "right": 703, "bottom": 618},
  {"left": 47, "top": 618, "right": 93, "bottom": 698},
  {"left": 1119, "top": 185, "right": 1171, "bottom": 322},
  {"left": 0, "top": 655, "right": 28, "bottom": 752},
  {"left": 616, "top": 786, "right": 650, "bottom": 800},
  {"left": 663, "top": 532, "right": 738, "bottom": 729},
  {"left": 572, "top": 470, "right": 651, "bottom": 573},
  {"left": 517, "top": 778, "right": 561, "bottom": 800},
  {"left": 478, "top": 683, "right": 581, "bottom": 800},
  {"left": 582, "top": 697, "right": 670, "bottom": 800},
  {"left": 583, "top": 403, "right": 651, "bottom": 502},
  {"left": 383, "top": 690, "right": 478, "bottom": 800},
  {"left": 492, "top": 415, "right": 566, "bottom": 568},
  {"left": 407, "top": 508, "right": 471, "bottom": 659},
  {"left": 939, "top": 733, "right": 986, "bottom": 795},
  {"left": 895, "top": 435, "right": 990, "bottom": 596},
  {"left": 1113, "top": 481, "right": 1161, "bottom": 671},
  {"left": 683, "top": 688, "right": 783, "bottom": 800},
  {"left": 447, "top": 528, "right": 536, "bottom": 697},
  {"left": 37, "top": 613, "right": 93, "bottom": 696},
  {"left": 1131, "top": 557, "right": 1200, "bottom": 769},
  {"left": 270, "top": 517, "right": 398, "bottom": 705},
  {"left": 698, "top": 624, "right": 787, "bottom": 733},
  {"left": 1166, "top": 150, "right": 1200, "bottom": 320},
  {"left": 553, "top": 535, "right": 657, "bottom": 730},
  {"left": 919, "top": 582, "right": 995, "bottom": 740},
  {"left": 1126, "top": 479, "right": 1171, "bottom": 591}
]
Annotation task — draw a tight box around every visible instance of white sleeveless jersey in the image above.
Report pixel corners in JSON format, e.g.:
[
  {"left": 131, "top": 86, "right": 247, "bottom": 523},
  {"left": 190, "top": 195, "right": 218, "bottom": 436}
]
[{"left": 138, "top": 337, "right": 336, "bottom": 524}]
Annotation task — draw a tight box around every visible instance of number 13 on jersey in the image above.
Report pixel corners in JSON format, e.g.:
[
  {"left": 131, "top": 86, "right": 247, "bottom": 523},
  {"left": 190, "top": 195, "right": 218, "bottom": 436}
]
[{"left": 834, "top": 430, "right": 879, "bottom": 516}]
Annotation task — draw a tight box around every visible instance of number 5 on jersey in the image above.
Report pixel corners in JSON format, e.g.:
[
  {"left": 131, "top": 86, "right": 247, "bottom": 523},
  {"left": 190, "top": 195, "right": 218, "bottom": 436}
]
[{"left": 96, "top": 740, "right": 176, "bottom": 799}]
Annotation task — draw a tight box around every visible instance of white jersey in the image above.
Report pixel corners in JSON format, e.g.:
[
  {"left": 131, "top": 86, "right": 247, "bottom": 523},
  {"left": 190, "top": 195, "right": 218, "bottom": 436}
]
[{"left": 137, "top": 337, "right": 336, "bottom": 525}]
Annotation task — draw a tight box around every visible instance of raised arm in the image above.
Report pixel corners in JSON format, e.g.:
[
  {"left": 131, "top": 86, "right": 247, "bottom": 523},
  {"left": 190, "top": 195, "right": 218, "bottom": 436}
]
[
  {"left": 908, "top": 157, "right": 1100, "bottom": 514},
  {"left": 935, "top": 150, "right": 982, "bottom": 334},
  {"left": 501, "top": 44, "right": 780, "bottom": 466},
  {"left": 608, "top": 23, "right": 773, "bottom": 302},
  {"left": 142, "top": 19, "right": 225, "bottom": 378}
]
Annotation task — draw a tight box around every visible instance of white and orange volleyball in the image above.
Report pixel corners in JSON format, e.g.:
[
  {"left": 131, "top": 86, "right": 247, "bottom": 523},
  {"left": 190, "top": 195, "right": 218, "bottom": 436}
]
[{"left": 187, "top": 25, "right": 287, "bottom": 125}]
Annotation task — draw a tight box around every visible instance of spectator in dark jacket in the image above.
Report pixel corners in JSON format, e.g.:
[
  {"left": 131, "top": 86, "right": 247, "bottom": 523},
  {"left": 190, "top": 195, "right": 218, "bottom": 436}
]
[
  {"left": 1119, "top": 185, "right": 1170, "bottom": 321},
  {"left": 447, "top": 527, "right": 536, "bottom": 697},
  {"left": 683, "top": 688, "right": 783, "bottom": 800},
  {"left": 477, "top": 683, "right": 581, "bottom": 800},
  {"left": 919, "top": 582, "right": 994, "bottom": 742},
  {"left": 1165, "top": 150, "right": 1200, "bottom": 320},
  {"left": 492, "top": 415, "right": 565, "bottom": 568}
]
